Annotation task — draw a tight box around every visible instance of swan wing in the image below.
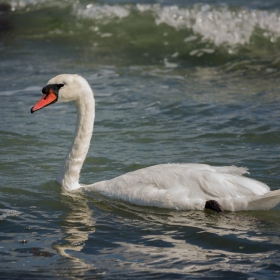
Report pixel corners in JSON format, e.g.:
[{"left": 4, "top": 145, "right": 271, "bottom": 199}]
[{"left": 88, "top": 164, "right": 276, "bottom": 210}]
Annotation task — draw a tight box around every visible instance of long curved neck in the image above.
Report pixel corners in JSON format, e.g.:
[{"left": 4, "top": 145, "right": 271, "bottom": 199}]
[{"left": 56, "top": 94, "right": 95, "bottom": 190}]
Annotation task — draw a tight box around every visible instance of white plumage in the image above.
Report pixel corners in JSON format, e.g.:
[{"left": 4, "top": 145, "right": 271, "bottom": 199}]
[
  {"left": 31, "top": 74, "right": 280, "bottom": 211},
  {"left": 89, "top": 164, "right": 280, "bottom": 211}
]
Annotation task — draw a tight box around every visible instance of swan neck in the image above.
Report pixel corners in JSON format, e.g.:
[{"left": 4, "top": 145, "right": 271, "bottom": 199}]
[{"left": 56, "top": 94, "right": 95, "bottom": 190}]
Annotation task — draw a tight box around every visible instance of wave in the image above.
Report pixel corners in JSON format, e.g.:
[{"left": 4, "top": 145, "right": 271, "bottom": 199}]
[
  {"left": 6, "top": 1, "right": 280, "bottom": 73},
  {"left": 74, "top": 3, "right": 280, "bottom": 73},
  {"left": 74, "top": 3, "right": 280, "bottom": 47},
  {"left": 9, "top": 1, "right": 280, "bottom": 47}
]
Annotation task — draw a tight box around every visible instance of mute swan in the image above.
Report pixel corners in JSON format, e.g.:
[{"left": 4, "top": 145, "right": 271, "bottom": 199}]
[{"left": 31, "top": 74, "right": 280, "bottom": 212}]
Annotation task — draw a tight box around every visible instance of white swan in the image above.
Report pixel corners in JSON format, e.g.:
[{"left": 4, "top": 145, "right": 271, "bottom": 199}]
[{"left": 31, "top": 74, "right": 280, "bottom": 211}]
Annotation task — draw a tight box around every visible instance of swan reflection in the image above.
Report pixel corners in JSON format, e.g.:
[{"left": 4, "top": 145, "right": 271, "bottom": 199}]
[
  {"left": 95, "top": 201, "right": 280, "bottom": 274},
  {"left": 52, "top": 190, "right": 95, "bottom": 270},
  {"left": 51, "top": 191, "right": 280, "bottom": 276}
]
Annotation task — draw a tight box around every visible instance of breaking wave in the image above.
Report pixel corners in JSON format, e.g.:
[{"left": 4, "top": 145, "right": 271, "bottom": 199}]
[
  {"left": 6, "top": 1, "right": 280, "bottom": 73},
  {"left": 74, "top": 3, "right": 280, "bottom": 47}
]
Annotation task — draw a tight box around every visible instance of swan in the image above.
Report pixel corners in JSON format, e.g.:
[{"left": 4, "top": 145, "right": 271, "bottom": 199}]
[{"left": 31, "top": 74, "right": 280, "bottom": 212}]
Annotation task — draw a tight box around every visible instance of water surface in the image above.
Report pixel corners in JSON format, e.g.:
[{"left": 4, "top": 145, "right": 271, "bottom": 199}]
[{"left": 1, "top": 0, "right": 280, "bottom": 278}]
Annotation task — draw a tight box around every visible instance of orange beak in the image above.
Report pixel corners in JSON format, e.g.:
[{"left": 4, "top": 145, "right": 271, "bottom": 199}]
[{"left": 31, "top": 89, "right": 58, "bottom": 113}]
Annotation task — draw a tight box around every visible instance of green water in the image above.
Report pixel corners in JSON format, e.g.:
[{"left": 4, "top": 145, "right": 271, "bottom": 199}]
[{"left": 1, "top": 0, "right": 280, "bottom": 278}]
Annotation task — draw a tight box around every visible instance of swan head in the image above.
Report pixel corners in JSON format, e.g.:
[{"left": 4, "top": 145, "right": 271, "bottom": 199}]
[{"left": 31, "top": 74, "right": 93, "bottom": 113}]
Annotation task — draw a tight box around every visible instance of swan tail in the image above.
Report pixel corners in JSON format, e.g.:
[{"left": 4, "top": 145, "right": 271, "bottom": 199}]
[{"left": 248, "top": 190, "right": 280, "bottom": 210}]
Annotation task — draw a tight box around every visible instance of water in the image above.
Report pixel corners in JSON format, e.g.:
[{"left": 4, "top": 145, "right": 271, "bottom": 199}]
[{"left": 1, "top": 0, "right": 280, "bottom": 278}]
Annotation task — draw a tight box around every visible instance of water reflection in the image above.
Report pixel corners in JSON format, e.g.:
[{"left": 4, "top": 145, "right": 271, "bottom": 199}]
[
  {"left": 108, "top": 199, "right": 276, "bottom": 235},
  {"left": 52, "top": 190, "right": 95, "bottom": 271},
  {"left": 98, "top": 200, "right": 280, "bottom": 275},
  {"left": 51, "top": 189, "right": 280, "bottom": 277}
]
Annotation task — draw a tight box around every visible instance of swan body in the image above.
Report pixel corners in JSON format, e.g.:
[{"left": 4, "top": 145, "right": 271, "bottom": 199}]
[{"left": 31, "top": 74, "right": 280, "bottom": 211}]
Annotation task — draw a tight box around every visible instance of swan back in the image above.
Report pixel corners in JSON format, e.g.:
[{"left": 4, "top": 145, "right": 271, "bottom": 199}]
[{"left": 89, "top": 164, "right": 274, "bottom": 211}]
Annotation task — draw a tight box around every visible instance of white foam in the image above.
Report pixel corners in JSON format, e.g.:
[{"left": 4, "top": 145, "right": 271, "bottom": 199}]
[
  {"left": 151, "top": 4, "right": 280, "bottom": 46},
  {"left": 0, "top": 209, "right": 21, "bottom": 220},
  {"left": 73, "top": 3, "right": 280, "bottom": 47},
  {"left": 75, "top": 4, "right": 130, "bottom": 21}
]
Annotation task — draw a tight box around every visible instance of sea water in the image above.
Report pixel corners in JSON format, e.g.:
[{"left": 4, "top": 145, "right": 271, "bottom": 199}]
[{"left": 1, "top": 0, "right": 280, "bottom": 278}]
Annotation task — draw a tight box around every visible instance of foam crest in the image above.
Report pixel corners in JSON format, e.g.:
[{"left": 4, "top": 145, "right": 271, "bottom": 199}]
[
  {"left": 73, "top": 3, "right": 280, "bottom": 47},
  {"left": 10, "top": 1, "right": 280, "bottom": 49},
  {"left": 152, "top": 4, "right": 280, "bottom": 46},
  {"left": 75, "top": 3, "right": 130, "bottom": 21}
]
